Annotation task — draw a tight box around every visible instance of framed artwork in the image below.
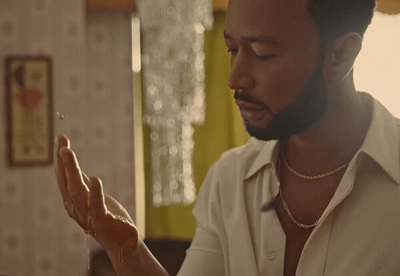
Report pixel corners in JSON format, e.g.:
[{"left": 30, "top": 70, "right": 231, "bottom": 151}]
[{"left": 5, "top": 56, "right": 53, "bottom": 166}]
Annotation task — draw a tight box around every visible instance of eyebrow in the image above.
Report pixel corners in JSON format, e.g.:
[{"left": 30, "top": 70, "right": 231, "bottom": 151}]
[{"left": 223, "top": 31, "right": 279, "bottom": 45}]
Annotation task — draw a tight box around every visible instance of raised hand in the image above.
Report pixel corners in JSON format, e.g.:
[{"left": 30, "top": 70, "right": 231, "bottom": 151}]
[
  {"left": 55, "top": 135, "right": 169, "bottom": 276},
  {"left": 54, "top": 134, "right": 138, "bottom": 259}
]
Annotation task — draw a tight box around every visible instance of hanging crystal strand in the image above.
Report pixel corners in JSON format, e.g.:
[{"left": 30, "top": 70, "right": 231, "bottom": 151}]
[
  {"left": 86, "top": 194, "right": 91, "bottom": 270},
  {"left": 86, "top": 233, "right": 90, "bottom": 270},
  {"left": 119, "top": 247, "right": 124, "bottom": 264},
  {"left": 137, "top": 0, "right": 213, "bottom": 206}
]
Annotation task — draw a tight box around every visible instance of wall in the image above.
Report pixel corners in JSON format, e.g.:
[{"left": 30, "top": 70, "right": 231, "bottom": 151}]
[
  {"left": 354, "top": 12, "right": 400, "bottom": 118},
  {"left": 0, "top": 1, "right": 136, "bottom": 275}
]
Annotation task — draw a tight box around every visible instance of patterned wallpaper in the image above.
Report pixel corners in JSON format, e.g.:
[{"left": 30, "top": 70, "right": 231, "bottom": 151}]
[{"left": 0, "top": 1, "right": 136, "bottom": 275}]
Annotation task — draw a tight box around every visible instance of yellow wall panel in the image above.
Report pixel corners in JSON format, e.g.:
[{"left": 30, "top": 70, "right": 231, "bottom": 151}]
[{"left": 213, "top": 0, "right": 228, "bottom": 11}]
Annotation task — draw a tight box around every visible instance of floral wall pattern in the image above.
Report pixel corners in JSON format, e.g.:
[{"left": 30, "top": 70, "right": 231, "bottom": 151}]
[{"left": 0, "top": 1, "right": 136, "bottom": 275}]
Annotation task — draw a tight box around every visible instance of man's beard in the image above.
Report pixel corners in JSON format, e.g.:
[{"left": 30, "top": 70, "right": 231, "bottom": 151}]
[{"left": 235, "top": 56, "right": 327, "bottom": 141}]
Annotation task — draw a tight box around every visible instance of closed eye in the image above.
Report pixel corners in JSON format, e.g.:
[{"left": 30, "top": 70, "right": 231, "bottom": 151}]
[
  {"left": 227, "top": 48, "right": 238, "bottom": 54},
  {"left": 255, "top": 54, "right": 275, "bottom": 61}
]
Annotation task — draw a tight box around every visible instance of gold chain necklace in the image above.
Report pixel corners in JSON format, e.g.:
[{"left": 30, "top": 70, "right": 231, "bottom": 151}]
[
  {"left": 281, "top": 153, "right": 350, "bottom": 180},
  {"left": 279, "top": 186, "right": 318, "bottom": 229}
]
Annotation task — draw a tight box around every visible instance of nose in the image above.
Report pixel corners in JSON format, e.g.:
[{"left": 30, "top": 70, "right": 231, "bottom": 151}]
[{"left": 227, "top": 52, "right": 254, "bottom": 91}]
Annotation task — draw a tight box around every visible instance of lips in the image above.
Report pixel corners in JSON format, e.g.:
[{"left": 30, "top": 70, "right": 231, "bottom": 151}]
[
  {"left": 235, "top": 99, "right": 267, "bottom": 122},
  {"left": 235, "top": 99, "right": 262, "bottom": 109}
]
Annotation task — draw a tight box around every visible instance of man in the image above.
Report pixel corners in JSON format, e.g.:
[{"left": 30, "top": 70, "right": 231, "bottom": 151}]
[{"left": 55, "top": 0, "right": 400, "bottom": 275}]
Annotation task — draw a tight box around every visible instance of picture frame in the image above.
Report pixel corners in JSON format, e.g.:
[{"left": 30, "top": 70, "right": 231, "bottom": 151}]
[{"left": 5, "top": 55, "right": 53, "bottom": 166}]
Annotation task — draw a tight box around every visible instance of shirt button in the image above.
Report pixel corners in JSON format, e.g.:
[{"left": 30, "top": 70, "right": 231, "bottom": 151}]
[{"left": 267, "top": 251, "right": 277, "bottom": 260}]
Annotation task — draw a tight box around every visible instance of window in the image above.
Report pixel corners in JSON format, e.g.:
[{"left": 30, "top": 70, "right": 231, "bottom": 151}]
[{"left": 354, "top": 12, "right": 400, "bottom": 118}]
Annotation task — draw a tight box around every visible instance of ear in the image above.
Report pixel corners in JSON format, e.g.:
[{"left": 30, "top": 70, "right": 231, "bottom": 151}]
[{"left": 324, "top": 33, "right": 362, "bottom": 83}]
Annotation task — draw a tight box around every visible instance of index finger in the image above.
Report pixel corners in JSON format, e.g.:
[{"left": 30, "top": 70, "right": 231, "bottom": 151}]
[
  {"left": 60, "top": 147, "right": 90, "bottom": 214},
  {"left": 55, "top": 135, "right": 73, "bottom": 208}
]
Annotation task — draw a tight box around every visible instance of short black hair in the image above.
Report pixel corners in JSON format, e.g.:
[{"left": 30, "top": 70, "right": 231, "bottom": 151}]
[{"left": 308, "top": 0, "right": 376, "bottom": 44}]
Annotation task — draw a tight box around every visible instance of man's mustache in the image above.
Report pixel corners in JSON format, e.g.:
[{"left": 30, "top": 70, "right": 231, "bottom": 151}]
[{"left": 234, "top": 90, "right": 277, "bottom": 117}]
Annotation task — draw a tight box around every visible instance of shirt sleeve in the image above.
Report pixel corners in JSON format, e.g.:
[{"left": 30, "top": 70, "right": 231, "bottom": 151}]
[
  {"left": 177, "top": 227, "right": 225, "bottom": 275},
  {"left": 177, "top": 163, "right": 226, "bottom": 276}
]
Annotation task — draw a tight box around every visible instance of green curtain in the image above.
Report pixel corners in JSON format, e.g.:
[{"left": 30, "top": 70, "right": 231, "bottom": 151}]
[{"left": 144, "top": 12, "right": 249, "bottom": 240}]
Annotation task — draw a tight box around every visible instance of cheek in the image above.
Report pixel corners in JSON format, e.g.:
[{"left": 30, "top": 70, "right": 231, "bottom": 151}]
[{"left": 256, "top": 58, "right": 315, "bottom": 114}]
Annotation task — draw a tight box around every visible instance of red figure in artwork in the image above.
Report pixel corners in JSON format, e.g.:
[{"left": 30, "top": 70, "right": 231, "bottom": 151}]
[
  {"left": 15, "top": 66, "right": 43, "bottom": 111},
  {"left": 14, "top": 65, "right": 45, "bottom": 155},
  {"left": 16, "top": 88, "right": 43, "bottom": 111}
]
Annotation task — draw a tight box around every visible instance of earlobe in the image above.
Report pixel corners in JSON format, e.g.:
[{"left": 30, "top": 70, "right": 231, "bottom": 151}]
[{"left": 324, "top": 33, "right": 362, "bottom": 83}]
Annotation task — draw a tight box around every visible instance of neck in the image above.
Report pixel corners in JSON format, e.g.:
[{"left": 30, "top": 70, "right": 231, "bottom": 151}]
[{"left": 282, "top": 77, "right": 372, "bottom": 174}]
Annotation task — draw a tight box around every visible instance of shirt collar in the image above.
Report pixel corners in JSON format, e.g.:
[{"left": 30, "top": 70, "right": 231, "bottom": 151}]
[
  {"left": 245, "top": 139, "right": 279, "bottom": 180},
  {"left": 358, "top": 94, "right": 400, "bottom": 185}
]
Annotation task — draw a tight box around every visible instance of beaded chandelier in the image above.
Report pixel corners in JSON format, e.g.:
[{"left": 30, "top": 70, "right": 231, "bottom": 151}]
[{"left": 137, "top": 0, "right": 213, "bottom": 206}]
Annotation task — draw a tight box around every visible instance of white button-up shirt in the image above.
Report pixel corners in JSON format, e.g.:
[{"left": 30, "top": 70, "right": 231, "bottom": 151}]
[{"left": 179, "top": 93, "right": 400, "bottom": 276}]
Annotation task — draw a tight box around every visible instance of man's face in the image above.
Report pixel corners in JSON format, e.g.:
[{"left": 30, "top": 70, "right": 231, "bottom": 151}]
[{"left": 224, "top": 0, "right": 326, "bottom": 140}]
